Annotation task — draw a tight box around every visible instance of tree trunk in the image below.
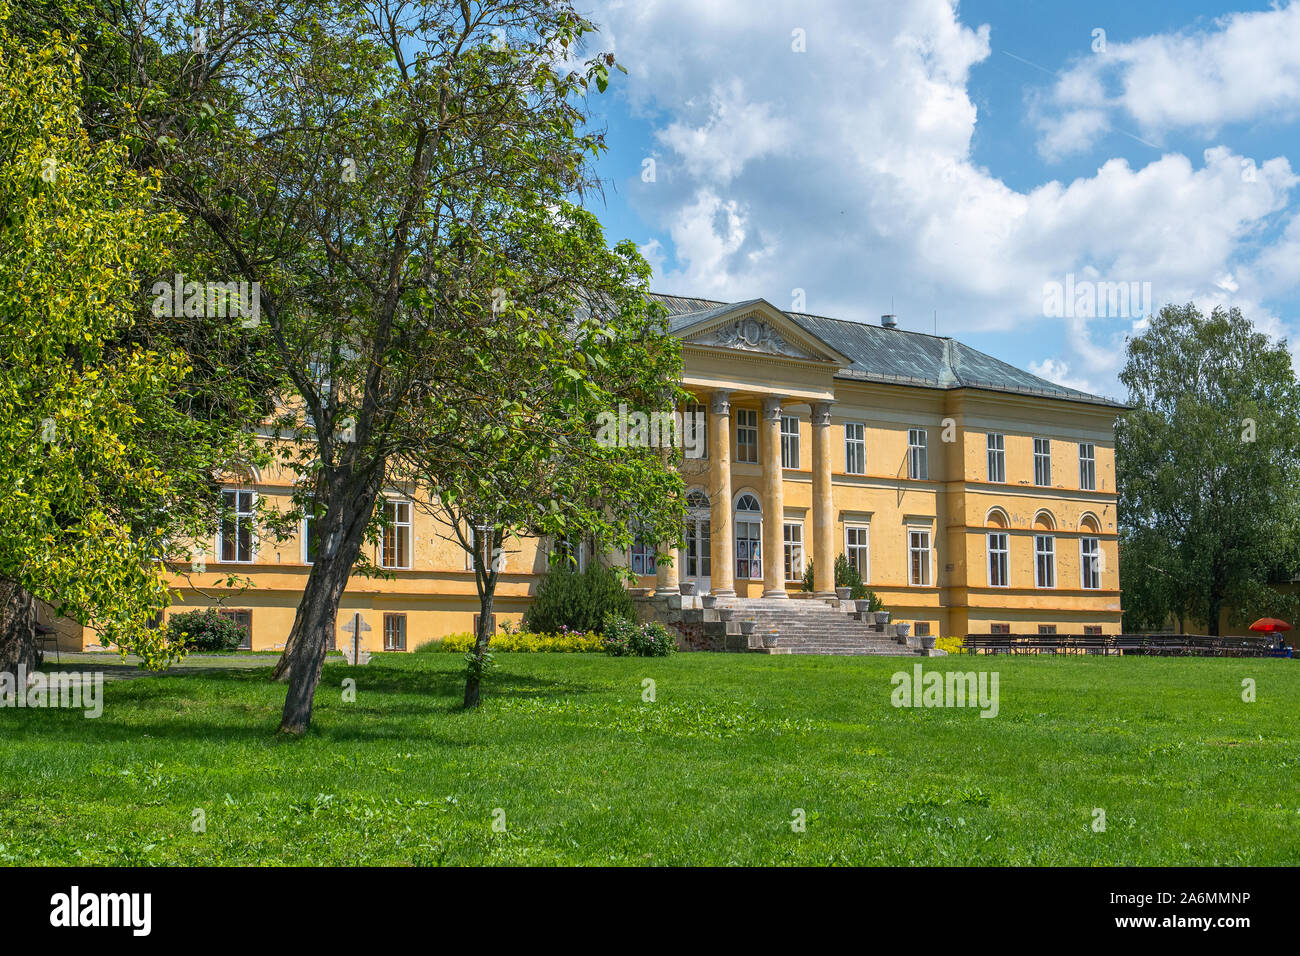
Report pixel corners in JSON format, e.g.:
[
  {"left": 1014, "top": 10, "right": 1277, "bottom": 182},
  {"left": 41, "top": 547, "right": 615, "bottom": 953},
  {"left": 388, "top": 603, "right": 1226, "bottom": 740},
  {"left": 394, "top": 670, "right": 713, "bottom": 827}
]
[
  {"left": 271, "top": 478, "right": 379, "bottom": 735},
  {"left": 463, "top": 526, "right": 501, "bottom": 709},
  {"left": 0, "top": 579, "right": 40, "bottom": 676}
]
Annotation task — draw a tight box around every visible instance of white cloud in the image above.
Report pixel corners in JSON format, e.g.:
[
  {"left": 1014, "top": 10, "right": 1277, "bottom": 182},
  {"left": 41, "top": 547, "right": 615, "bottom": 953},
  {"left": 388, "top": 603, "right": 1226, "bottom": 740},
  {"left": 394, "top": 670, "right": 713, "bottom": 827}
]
[
  {"left": 591, "top": 0, "right": 1300, "bottom": 393},
  {"left": 1028, "top": 358, "right": 1103, "bottom": 397},
  {"left": 1036, "top": 2, "right": 1300, "bottom": 158}
]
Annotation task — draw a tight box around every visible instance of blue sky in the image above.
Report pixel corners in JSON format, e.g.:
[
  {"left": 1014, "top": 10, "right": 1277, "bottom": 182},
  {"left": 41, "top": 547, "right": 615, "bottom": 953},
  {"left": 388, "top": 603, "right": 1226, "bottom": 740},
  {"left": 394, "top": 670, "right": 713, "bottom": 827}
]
[{"left": 576, "top": 0, "right": 1300, "bottom": 400}]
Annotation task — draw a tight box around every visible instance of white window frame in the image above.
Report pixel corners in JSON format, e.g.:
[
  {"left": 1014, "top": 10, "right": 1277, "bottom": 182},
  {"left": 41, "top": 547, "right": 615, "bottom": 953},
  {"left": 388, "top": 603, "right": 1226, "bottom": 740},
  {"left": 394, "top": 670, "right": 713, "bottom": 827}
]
[
  {"left": 735, "top": 409, "right": 758, "bottom": 464},
  {"left": 550, "top": 536, "right": 587, "bottom": 572},
  {"left": 844, "top": 421, "right": 866, "bottom": 474},
  {"left": 908, "top": 427, "right": 928, "bottom": 480},
  {"left": 908, "top": 528, "right": 932, "bottom": 587},
  {"left": 1081, "top": 536, "right": 1101, "bottom": 589},
  {"left": 301, "top": 513, "right": 320, "bottom": 565},
  {"left": 1034, "top": 534, "right": 1056, "bottom": 589},
  {"left": 381, "top": 498, "right": 413, "bottom": 570},
  {"left": 383, "top": 612, "right": 407, "bottom": 651},
  {"left": 987, "top": 531, "right": 1009, "bottom": 588},
  {"left": 780, "top": 415, "right": 800, "bottom": 469},
  {"left": 987, "top": 432, "right": 1005, "bottom": 483},
  {"left": 845, "top": 524, "right": 870, "bottom": 582},
  {"left": 734, "top": 493, "right": 762, "bottom": 580},
  {"left": 630, "top": 536, "right": 657, "bottom": 576},
  {"left": 783, "top": 521, "right": 804, "bottom": 582},
  {"left": 1033, "top": 438, "right": 1052, "bottom": 487},
  {"left": 1079, "top": 442, "right": 1096, "bottom": 491},
  {"left": 217, "top": 488, "right": 257, "bottom": 564}
]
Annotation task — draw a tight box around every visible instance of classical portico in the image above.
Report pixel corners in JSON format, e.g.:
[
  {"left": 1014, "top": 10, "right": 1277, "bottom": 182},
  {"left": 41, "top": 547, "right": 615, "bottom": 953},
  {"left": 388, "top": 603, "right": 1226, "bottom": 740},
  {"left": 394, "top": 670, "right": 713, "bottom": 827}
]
[{"left": 660, "top": 298, "right": 851, "bottom": 600}]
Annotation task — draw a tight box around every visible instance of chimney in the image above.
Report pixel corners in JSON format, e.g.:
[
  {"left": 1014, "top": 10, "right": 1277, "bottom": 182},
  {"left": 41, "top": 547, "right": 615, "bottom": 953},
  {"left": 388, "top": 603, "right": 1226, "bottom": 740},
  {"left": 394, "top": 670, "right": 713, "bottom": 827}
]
[{"left": 881, "top": 313, "right": 898, "bottom": 329}]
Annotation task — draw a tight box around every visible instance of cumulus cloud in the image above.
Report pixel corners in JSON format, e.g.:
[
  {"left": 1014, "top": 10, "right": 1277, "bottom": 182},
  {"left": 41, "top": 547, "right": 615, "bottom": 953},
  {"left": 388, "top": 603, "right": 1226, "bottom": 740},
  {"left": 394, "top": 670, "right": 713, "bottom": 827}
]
[{"left": 590, "top": 0, "right": 1300, "bottom": 393}]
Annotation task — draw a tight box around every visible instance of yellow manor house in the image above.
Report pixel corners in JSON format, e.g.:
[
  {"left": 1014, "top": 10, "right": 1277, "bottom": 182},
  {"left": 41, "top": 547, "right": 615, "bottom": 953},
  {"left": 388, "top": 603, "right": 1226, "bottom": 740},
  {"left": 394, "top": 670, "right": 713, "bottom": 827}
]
[{"left": 103, "top": 293, "right": 1122, "bottom": 654}]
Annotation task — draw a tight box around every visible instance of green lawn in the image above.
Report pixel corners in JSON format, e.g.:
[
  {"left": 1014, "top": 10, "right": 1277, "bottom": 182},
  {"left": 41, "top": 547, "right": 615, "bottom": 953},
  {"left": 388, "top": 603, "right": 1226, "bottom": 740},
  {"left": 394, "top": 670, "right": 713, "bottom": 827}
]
[{"left": 1, "top": 651, "right": 1297, "bottom": 865}]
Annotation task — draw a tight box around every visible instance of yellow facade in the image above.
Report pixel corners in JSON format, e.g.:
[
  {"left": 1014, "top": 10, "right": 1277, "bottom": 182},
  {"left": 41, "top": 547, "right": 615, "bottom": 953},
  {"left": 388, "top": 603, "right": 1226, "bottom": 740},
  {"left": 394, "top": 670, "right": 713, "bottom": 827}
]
[{"left": 78, "top": 296, "right": 1120, "bottom": 653}]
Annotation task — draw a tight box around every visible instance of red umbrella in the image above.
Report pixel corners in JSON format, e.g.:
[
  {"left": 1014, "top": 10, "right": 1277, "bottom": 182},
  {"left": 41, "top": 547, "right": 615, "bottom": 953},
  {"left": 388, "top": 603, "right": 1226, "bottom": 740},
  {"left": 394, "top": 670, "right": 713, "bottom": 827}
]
[{"left": 1249, "top": 618, "right": 1292, "bottom": 633}]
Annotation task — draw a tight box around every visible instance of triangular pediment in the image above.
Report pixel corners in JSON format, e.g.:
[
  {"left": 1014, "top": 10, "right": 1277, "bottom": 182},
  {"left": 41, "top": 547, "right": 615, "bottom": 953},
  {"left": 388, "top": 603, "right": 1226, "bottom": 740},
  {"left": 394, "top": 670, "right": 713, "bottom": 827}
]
[{"left": 675, "top": 299, "right": 849, "bottom": 367}]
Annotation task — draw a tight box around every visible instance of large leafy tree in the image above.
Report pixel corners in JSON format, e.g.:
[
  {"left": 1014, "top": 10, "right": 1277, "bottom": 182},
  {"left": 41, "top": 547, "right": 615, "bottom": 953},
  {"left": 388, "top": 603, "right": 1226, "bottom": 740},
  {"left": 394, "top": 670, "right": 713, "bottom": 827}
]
[
  {"left": 0, "top": 8, "right": 261, "bottom": 670},
  {"left": 1117, "top": 303, "right": 1300, "bottom": 634},
  {"left": 55, "top": 0, "right": 663, "bottom": 732}
]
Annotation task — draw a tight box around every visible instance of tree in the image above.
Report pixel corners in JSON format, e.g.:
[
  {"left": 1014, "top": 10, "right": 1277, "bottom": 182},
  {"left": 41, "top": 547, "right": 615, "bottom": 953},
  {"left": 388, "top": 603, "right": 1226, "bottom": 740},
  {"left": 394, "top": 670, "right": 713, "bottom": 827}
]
[
  {"left": 0, "top": 8, "right": 259, "bottom": 671},
  {"left": 1116, "top": 303, "right": 1300, "bottom": 634},
  {"left": 58, "top": 0, "right": 644, "bottom": 732}
]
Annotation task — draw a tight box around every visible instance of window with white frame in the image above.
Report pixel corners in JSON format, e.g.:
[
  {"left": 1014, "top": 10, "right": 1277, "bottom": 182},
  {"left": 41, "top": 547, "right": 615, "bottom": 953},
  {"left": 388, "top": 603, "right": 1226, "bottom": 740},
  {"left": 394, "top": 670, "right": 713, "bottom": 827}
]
[
  {"left": 987, "top": 433, "right": 1006, "bottom": 483},
  {"left": 302, "top": 510, "right": 322, "bottom": 564},
  {"left": 844, "top": 422, "right": 865, "bottom": 474},
  {"left": 383, "top": 613, "right": 407, "bottom": 651},
  {"left": 987, "top": 532, "right": 1009, "bottom": 587},
  {"left": 381, "top": 499, "right": 412, "bottom": 569},
  {"left": 845, "top": 525, "right": 870, "bottom": 580},
  {"left": 465, "top": 525, "right": 506, "bottom": 573},
  {"left": 735, "top": 493, "right": 762, "bottom": 579},
  {"left": 551, "top": 536, "right": 585, "bottom": 571},
  {"left": 1033, "top": 438, "right": 1052, "bottom": 486},
  {"left": 684, "top": 402, "right": 707, "bottom": 459},
  {"left": 684, "top": 490, "right": 711, "bottom": 578},
  {"left": 736, "top": 409, "right": 758, "bottom": 464},
  {"left": 630, "top": 535, "right": 657, "bottom": 575},
  {"left": 1034, "top": 534, "right": 1056, "bottom": 588},
  {"left": 218, "top": 489, "right": 256, "bottom": 563},
  {"left": 780, "top": 415, "right": 800, "bottom": 469},
  {"left": 908, "top": 529, "right": 932, "bottom": 586},
  {"left": 1078, "top": 442, "right": 1096, "bottom": 491},
  {"left": 1080, "top": 536, "right": 1101, "bottom": 589},
  {"left": 908, "top": 428, "right": 928, "bottom": 479},
  {"left": 783, "top": 522, "right": 804, "bottom": 582}
]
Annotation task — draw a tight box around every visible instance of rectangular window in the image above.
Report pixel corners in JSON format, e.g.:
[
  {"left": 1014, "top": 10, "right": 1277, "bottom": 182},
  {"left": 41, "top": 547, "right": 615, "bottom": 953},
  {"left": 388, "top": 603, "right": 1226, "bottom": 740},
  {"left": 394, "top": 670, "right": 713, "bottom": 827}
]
[
  {"left": 630, "top": 538, "right": 657, "bottom": 576},
  {"left": 780, "top": 416, "right": 800, "bottom": 469},
  {"left": 1034, "top": 534, "right": 1056, "bottom": 588},
  {"left": 381, "top": 499, "right": 412, "bottom": 569},
  {"left": 913, "top": 622, "right": 931, "bottom": 637},
  {"left": 383, "top": 613, "right": 407, "bottom": 651},
  {"left": 1033, "top": 438, "right": 1052, "bottom": 486},
  {"left": 987, "top": 433, "right": 1006, "bottom": 483},
  {"left": 844, "top": 422, "right": 866, "bottom": 474},
  {"left": 1080, "top": 536, "right": 1101, "bottom": 589},
  {"left": 991, "top": 623, "right": 1011, "bottom": 635},
  {"left": 908, "top": 529, "right": 932, "bottom": 586},
  {"left": 552, "top": 536, "right": 585, "bottom": 571},
  {"left": 218, "top": 489, "right": 256, "bottom": 563},
  {"left": 987, "top": 532, "right": 1009, "bottom": 588},
  {"left": 472, "top": 613, "right": 497, "bottom": 636},
  {"left": 684, "top": 402, "right": 707, "bottom": 460},
  {"left": 1084, "top": 625, "right": 1103, "bottom": 636},
  {"left": 735, "top": 517, "right": 761, "bottom": 579},
  {"left": 1079, "top": 442, "right": 1096, "bottom": 491},
  {"left": 735, "top": 409, "right": 758, "bottom": 464},
  {"left": 465, "top": 526, "right": 505, "bottom": 573},
  {"left": 1038, "top": 625, "right": 1057, "bottom": 636},
  {"left": 302, "top": 510, "right": 322, "bottom": 564},
  {"left": 783, "top": 522, "right": 804, "bottom": 582},
  {"left": 908, "top": 428, "right": 928, "bottom": 480},
  {"left": 845, "top": 525, "right": 870, "bottom": 581},
  {"left": 217, "top": 609, "right": 252, "bottom": 650}
]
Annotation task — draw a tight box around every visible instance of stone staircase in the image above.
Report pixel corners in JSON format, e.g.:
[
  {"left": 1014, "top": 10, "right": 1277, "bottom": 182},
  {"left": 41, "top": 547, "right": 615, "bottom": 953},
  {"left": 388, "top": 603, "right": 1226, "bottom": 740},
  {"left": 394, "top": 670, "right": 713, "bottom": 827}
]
[{"left": 633, "top": 592, "right": 943, "bottom": 656}]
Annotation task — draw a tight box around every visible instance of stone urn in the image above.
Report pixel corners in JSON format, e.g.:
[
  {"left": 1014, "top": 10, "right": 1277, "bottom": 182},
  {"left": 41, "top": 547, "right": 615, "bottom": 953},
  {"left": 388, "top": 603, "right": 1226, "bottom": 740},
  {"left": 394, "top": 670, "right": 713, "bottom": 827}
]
[
  {"left": 740, "top": 619, "right": 757, "bottom": 636},
  {"left": 700, "top": 594, "right": 718, "bottom": 609},
  {"left": 717, "top": 608, "right": 735, "bottom": 622},
  {"left": 679, "top": 581, "right": 696, "bottom": 596},
  {"left": 854, "top": 599, "right": 872, "bottom": 613},
  {"left": 761, "top": 632, "right": 779, "bottom": 649},
  {"left": 874, "top": 610, "right": 891, "bottom": 626},
  {"left": 835, "top": 587, "right": 852, "bottom": 601},
  {"left": 919, "top": 635, "right": 937, "bottom": 650},
  {"left": 894, "top": 622, "right": 911, "bottom": 639}
]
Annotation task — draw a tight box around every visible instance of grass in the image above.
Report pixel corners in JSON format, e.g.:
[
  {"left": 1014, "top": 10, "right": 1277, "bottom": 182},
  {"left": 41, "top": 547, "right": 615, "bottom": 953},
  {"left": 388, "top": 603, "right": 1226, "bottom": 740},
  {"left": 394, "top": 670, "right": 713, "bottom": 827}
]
[{"left": 1, "top": 651, "right": 1298, "bottom": 865}]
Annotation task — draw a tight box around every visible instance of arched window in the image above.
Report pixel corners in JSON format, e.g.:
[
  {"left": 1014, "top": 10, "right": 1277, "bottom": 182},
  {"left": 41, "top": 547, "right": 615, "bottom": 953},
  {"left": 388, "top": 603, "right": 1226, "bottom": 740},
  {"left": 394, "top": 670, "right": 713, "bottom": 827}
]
[
  {"left": 1079, "top": 513, "right": 1100, "bottom": 534},
  {"left": 735, "top": 493, "right": 762, "bottom": 580},
  {"left": 1033, "top": 509, "right": 1056, "bottom": 532},
  {"left": 686, "top": 489, "right": 710, "bottom": 510},
  {"left": 683, "top": 489, "right": 711, "bottom": 579},
  {"left": 985, "top": 507, "right": 1009, "bottom": 529}
]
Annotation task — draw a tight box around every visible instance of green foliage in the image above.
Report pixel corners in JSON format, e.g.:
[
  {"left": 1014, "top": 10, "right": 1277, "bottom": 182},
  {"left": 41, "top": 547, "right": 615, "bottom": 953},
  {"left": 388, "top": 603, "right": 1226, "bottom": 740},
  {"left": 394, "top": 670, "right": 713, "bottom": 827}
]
[
  {"left": 523, "top": 562, "right": 636, "bottom": 635},
  {"left": 801, "top": 554, "right": 873, "bottom": 601},
  {"left": 1117, "top": 303, "right": 1300, "bottom": 633},
  {"left": 601, "top": 614, "right": 677, "bottom": 657},
  {"left": 433, "top": 630, "right": 603, "bottom": 653},
  {"left": 165, "top": 610, "right": 246, "bottom": 653}
]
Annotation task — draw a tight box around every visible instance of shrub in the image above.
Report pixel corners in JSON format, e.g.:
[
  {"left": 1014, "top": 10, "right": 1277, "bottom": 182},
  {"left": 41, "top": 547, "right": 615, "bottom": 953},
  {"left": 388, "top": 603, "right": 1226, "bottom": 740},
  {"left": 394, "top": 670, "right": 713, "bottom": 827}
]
[
  {"left": 602, "top": 614, "right": 677, "bottom": 657},
  {"left": 801, "top": 553, "right": 872, "bottom": 601},
  {"left": 433, "top": 630, "right": 603, "bottom": 653},
  {"left": 523, "top": 561, "right": 635, "bottom": 635},
  {"left": 935, "top": 636, "right": 964, "bottom": 655},
  {"left": 166, "top": 609, "right": 247, "bottom": 652}
]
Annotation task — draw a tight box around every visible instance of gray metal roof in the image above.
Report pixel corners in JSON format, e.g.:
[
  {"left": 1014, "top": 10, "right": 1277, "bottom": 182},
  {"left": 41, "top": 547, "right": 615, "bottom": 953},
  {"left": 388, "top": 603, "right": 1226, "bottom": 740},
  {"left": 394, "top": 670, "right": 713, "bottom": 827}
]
[{"left": 649, "top": 293, "right": 1124, "bottom": 409}]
